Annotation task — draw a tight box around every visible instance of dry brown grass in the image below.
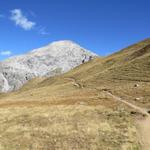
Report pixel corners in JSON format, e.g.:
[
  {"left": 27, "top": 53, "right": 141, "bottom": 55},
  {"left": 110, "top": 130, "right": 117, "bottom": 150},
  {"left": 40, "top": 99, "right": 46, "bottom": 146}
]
[
  {"left": 0, "top": 39, "right": 150, "bottom": 149},
  {"left": 0, "top": 105, "right": 140, "bottom": 150}
]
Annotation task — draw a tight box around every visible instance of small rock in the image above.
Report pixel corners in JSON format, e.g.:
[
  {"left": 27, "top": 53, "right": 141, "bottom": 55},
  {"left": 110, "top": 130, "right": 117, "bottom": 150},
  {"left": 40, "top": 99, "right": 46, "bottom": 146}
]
[
  {"left": 147, "top": 110, "right": 150, "bottom": 114},
  {"left": 135, "top": 97, "right": 141, "bottom": 101},
  {"left": 134, "top": 84, "right": 139, "bottom": 87},
  {"left": 130, "top": 111, "right": 137, "bottom": 115},
  {"left": 77, "top": 101, "right": 87, "bottom": 105}
]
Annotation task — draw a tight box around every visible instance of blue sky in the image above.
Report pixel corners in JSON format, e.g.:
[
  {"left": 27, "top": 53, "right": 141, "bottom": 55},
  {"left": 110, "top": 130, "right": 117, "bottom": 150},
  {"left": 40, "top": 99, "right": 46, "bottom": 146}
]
[{"left": 0, "top": 0, "right": 150, "bottom": 60}]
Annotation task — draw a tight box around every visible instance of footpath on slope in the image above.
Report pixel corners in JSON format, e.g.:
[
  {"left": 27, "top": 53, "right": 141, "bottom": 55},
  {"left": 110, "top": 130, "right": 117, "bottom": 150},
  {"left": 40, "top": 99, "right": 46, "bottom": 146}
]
[
  {"left": 66, "top": 77, "right": 150, "bottom": 150},
  {"left": 65, "top": 77, "right": 84, "bottom": 88},
  {"left": 106, "top": 91, "right": 150, "bottom": 150}
]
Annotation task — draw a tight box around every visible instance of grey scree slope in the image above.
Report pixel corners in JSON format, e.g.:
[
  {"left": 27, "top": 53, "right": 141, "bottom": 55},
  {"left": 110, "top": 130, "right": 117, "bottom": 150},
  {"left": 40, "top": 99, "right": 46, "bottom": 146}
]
[{"left": 0, "top": 40, "right": 97, "bottom": 92}]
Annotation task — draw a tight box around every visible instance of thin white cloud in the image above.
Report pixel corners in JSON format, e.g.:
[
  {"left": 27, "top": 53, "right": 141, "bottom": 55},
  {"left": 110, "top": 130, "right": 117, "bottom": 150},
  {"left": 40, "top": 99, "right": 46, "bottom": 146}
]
[
  {"left": 38, "top": 26, "right": 49, "bottom": 35},
  {"left": 10, "top": 9, "right": 36, "bottom": 30},
  {"left": 0, "top": 50, "right": 12, "bottom": 56}
]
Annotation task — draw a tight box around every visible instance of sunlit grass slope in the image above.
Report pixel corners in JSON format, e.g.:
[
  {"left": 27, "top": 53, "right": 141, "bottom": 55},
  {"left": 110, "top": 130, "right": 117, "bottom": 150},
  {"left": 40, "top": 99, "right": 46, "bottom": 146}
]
[{"left": 0, "top": 39, "right": 150, "bottom": 149}]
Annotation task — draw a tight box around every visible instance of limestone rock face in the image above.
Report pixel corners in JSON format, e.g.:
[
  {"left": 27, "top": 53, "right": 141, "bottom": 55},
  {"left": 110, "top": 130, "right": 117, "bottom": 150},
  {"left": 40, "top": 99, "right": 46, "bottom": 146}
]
[{"left": 0, "top": 40, "right": 97, "bottom": 92}]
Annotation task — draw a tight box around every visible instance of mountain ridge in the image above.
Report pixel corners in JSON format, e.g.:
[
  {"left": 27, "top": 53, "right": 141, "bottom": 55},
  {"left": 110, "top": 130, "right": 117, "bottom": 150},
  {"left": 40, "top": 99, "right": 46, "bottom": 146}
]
[{"left": 0, "top": 40, "right": 97, "bottom": 92}]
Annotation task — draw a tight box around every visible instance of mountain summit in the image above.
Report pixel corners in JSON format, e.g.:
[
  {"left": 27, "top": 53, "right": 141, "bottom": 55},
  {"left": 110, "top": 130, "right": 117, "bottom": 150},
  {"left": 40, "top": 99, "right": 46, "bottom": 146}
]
[{"left": 0, "top": 40, "right": 97, "bottom": 92}]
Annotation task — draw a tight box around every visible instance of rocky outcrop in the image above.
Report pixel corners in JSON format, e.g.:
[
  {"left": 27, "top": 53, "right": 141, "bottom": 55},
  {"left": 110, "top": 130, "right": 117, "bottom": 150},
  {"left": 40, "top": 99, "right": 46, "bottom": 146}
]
[{"left": 0, "top": 40, "right": 97, "bottom": 92}]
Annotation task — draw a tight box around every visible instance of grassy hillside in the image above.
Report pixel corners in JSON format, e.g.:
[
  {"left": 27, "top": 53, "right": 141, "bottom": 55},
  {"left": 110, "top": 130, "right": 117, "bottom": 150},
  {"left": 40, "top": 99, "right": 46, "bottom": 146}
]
[{"left": 0, "top": 39, "right": 150, "bottom": 149}]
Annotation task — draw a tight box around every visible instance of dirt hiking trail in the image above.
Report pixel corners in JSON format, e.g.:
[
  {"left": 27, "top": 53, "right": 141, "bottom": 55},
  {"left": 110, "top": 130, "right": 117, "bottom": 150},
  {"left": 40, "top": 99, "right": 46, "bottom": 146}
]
[{"left": 106, "top": 91, "right": 150, "bottom": 150}]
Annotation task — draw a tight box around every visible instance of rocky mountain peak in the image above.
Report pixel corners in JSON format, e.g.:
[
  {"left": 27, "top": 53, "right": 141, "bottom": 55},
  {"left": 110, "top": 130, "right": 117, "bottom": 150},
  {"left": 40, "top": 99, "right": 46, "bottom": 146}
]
[{"left": 0, "top": 40, "right": 97, "bottom": 92}]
